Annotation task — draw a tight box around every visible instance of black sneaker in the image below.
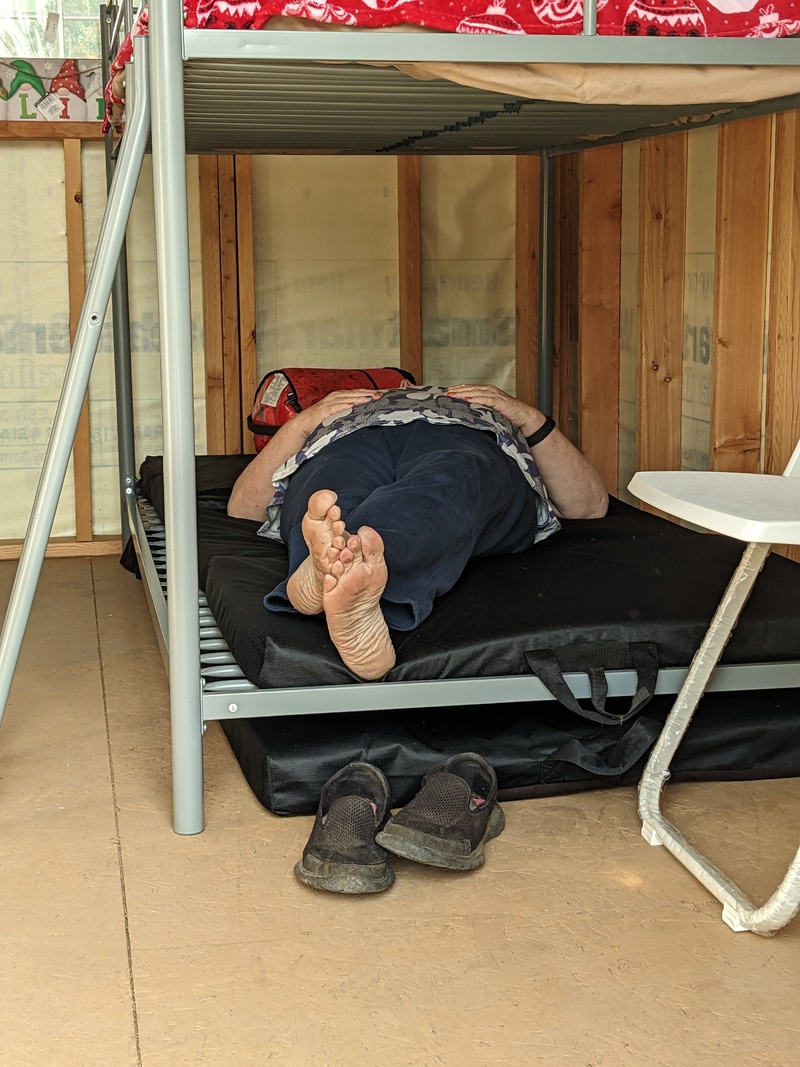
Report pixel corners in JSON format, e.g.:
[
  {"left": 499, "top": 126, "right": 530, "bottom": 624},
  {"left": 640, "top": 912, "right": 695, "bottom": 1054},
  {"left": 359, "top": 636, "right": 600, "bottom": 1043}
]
[
  {"left": 294, "top": 762, "right": 395, "bottom": 894},
  {"left": 375, "top": 752, "right": 504, "bottom": 871}
]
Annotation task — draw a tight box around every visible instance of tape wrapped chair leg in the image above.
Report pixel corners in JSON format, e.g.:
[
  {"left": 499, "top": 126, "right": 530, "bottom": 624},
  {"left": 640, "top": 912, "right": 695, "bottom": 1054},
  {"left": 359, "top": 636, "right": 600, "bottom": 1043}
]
[{"left": 628, "top": 449, "right": 800, "bottom": 935}]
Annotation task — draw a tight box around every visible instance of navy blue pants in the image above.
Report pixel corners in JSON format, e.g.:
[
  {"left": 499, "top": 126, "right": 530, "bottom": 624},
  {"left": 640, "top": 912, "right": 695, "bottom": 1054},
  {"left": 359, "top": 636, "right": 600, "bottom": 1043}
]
[{"left": 264, "top": 422, "right": 541, "bottom": 630}]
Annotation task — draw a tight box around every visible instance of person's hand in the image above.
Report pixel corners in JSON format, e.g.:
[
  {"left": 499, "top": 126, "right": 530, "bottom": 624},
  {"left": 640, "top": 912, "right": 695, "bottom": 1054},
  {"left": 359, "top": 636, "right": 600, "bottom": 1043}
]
[
  {"left": 295, "top": 388, "right": 380, "bottom": 436},
  {"left": 446, "top": 383, "right": 545, "bottom": 438}
]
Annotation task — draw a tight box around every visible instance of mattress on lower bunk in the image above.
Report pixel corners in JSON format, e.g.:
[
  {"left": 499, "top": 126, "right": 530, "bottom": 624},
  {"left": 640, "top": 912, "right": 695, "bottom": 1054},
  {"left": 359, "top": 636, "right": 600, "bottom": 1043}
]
[
  {"left": 137, "top": 454, "right": 800, "bottom": 813},
  {"left": 139, "top": 453, "right": 800, "bottom": 690}
]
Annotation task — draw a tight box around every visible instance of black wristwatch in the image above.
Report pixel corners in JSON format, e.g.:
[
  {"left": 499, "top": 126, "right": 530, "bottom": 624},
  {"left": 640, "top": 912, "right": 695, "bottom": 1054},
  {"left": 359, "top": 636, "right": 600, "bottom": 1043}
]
[{"left": 525, "top": 415, "right": 556, "bottom": 447}]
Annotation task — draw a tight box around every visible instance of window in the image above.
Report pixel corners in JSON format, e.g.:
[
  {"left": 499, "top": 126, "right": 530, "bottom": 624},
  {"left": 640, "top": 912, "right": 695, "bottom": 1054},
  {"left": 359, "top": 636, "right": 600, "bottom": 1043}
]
[{"left": 0, "top": 1, "right": 101, "bottom": 59}]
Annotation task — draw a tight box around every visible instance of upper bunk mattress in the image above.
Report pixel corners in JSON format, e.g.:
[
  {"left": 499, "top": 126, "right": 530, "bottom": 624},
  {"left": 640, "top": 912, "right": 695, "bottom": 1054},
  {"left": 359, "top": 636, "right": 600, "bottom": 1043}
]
[
  {"left": 102, "top": 6, "right": 800, "bottom": 139},
  {"left": 186, "top": 0, "right": 799, "bottom": 40}
]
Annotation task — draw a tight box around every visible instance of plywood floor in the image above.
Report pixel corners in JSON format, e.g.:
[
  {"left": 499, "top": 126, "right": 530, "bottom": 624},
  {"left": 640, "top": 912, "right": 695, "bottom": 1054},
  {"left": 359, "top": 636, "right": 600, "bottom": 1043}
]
[{"left": 1, "top": 556, "right": 799, "bottom": 1067}]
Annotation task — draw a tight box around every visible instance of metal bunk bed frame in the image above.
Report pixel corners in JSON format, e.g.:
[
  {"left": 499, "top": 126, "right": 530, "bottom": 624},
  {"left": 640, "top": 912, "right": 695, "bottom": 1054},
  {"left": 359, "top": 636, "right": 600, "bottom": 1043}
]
[{"left": 1, "top": 0, "right": 800, "bottom": 841}]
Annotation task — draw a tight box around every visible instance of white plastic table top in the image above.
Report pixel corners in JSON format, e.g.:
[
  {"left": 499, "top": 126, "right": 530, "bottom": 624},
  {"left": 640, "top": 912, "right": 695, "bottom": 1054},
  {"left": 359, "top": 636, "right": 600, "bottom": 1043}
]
[{"left": 627, "top": 470, "right": 800, "bottom": 544}]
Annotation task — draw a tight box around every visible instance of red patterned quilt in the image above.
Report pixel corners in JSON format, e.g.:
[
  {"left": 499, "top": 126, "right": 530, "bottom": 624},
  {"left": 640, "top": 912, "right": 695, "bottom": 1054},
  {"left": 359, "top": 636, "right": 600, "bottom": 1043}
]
[
  {"left": 186, "top": 0, "right": 799, "bottom": 37},
  {"left": 102, "top": 0, "right": 800, "bottom": 131}
]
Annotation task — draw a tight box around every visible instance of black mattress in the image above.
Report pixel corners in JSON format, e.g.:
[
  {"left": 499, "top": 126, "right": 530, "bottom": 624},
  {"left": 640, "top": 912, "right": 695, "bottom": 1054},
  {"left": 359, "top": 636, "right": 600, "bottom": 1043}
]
[{"left": 133, "top": 454, "right": 800, "bottom": 814}]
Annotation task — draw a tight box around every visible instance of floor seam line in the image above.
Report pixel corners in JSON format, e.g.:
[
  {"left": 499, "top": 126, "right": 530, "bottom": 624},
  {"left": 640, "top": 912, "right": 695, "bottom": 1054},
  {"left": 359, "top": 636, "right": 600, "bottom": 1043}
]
[{"left": 92, "top": 558, "right": 144, "bottom": 1067}]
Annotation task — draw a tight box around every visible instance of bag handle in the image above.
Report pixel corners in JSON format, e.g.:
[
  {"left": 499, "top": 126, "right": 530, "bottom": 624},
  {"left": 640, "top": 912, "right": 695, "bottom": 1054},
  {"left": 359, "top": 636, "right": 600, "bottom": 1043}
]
[
  {"left": 544, "top": 716, "right": 662, "bottom": 777},
  {"left": 524, "top": 641, "right": 658, "bottom": 725}
]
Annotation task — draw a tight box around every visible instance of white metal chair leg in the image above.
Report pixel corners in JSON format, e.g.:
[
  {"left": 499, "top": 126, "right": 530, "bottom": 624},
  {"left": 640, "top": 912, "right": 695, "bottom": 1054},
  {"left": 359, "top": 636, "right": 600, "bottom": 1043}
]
[{"left": 638, "top": 539, "right": 800, "bottom": 934}]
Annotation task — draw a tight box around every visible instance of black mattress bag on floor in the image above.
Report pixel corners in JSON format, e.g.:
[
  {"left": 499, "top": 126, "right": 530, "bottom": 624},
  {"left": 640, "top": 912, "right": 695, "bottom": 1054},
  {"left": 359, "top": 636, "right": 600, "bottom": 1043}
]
[
  {"left": 220, "top": 688, "right": 800, "bottom": 815},
  {"left": 134, "top": 455, "right": 800, "bottom": 813}
]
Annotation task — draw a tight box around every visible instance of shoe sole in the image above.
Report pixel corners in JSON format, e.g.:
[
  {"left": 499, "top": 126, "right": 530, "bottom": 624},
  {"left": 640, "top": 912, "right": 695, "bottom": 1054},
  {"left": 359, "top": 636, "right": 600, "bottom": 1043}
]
[
  {"left": 375, "top": 803, "right": 505, "bottom": 871},
  {"left": 294, "top": 857, "right": 395, "bottom": 894}
]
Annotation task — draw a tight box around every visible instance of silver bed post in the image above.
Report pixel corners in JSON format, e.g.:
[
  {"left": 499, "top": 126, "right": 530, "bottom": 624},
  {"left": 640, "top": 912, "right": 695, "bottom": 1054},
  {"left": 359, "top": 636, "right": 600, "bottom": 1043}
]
[
  {"left": 537, "top": 152, "right": 556, "bottom": 414},
  {"left": 149, "top": 0, "right": 205, "bottom": 834},
  {"left": 0, "top": 44, "right": 150, "bottom": 729},
  {"left": 583, "top": 0, "right": 599, "bottom": 34},
  {"left": 101, "top": 4, "right": 137, "bottom": 544}
]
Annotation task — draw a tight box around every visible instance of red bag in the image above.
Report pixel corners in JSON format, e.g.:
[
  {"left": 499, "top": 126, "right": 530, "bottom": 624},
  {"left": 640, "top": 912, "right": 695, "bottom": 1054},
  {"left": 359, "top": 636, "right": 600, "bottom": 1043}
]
[{"left": 247, "top": 367, "right": 416, "bottom": 452}]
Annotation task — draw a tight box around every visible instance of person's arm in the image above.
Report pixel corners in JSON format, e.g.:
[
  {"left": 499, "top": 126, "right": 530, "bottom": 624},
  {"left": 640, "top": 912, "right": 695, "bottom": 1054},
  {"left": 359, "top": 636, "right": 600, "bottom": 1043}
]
[
  {"left": 446, "top": 383, "right": 608, "bottom": 520},
  {"left": 227, "top": 388, "right": 380, "bottom": 521}
]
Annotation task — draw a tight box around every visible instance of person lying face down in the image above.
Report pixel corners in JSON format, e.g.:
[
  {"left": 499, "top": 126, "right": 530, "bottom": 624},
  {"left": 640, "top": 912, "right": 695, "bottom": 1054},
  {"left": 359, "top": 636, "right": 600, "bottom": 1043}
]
[{"left": 228, "top": 382, "right": 608, "bottom": 682}]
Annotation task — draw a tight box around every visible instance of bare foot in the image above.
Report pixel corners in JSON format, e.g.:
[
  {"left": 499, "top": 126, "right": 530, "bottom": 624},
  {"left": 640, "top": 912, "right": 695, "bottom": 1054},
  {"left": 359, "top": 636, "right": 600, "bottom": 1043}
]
[
  {"left": 322, "top": 526, "right": 396, "bottom": 681},
  {"left": 286, "top": 489, "right": 347, "bottom": 615}
]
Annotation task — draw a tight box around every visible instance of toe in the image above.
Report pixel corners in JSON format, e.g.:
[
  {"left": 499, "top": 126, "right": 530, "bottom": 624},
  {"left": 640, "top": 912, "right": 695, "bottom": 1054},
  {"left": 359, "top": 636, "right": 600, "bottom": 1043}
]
[
  {"left": 307, "top": 489, "right": 338, "bottom": 519},
  {"left": 358, "top": 526, "right": 385, "bottom": 562}
]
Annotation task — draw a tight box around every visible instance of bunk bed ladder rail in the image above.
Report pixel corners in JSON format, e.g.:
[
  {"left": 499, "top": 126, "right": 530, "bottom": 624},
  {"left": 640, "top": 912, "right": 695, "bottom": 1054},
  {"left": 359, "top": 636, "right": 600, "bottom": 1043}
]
[{"left": 0, "top": 42, "right": 151, "bottom": 731}]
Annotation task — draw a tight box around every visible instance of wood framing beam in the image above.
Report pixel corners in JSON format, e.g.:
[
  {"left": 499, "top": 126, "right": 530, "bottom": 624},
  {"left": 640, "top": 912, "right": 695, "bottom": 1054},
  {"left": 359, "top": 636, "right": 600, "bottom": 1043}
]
[
  {"left": 397, "top": 157, "right": 423, "bottom": 385},
  {"left": 553, "top": 154, "right": 577, "bottom": 439},
  {"left": 201, "top": 154, "right": 261, "bottom": 455},
  {"left": 199, "top": 155, "right": 225, "bottom": 453},
  {"left": 235, "top": 156, "right": 258, "bottom": 454},
  {"left": 765, "top": 111, "right": 800, "bottom": 563},
  {"left": 63, "top": 139, "right": 93, "bottom": 541},
  {"left": 637, "top": 133, "right": 687, "bottom": 473},
  {"left": 0, "top": 538, "right": 122, "bottom": 561},
  {"left": 578, "top": 145, "right": 622, "bottom": 495},
  {"left": 0, "top": 122, "right": 103, "bottom": 140},
  {"left": 711, "top": 118, "right": 771, "bottom": 474},
  {"left": 515, "top": 156, "right": 539, "bottom": 408},
  {"left": 218, "top": 155, "right": 242, "bottom": 453}
]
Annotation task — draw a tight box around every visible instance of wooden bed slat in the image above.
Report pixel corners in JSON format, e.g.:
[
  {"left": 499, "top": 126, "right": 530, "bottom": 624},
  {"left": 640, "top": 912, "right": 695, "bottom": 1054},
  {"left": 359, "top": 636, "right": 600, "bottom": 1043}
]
[{"left": 711, "top": 117, "right": 771, "bottom": 474}]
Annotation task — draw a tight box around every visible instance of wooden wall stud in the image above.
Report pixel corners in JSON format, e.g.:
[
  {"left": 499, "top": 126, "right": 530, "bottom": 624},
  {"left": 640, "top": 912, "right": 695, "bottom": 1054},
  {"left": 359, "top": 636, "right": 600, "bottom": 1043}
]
[
  {"left": 198, "top": 155, "right": 226, "bottom": 453},
  {"left": 711, "top": 117, "right": 771, "bottom": 473},
  {"left": 765, "top": 111, "right": 800, "bottom": 562},
  {"left": 63, "top": 138, "right": 93, "bottom": 541},
  {"left": 235, "top": 156, "right": 258, "bottom": 454},
  {"left": 515, "top": 155, "right": 539, "bottom": 407},
  {"left": 578, "top": 144, "right": 622, "bottom": 495},
  {"left": 396, "top": 157, "right": 424, "bottom": 385},
  {"left": 637, "top": 134, "right": 688, "bottom": 473}
]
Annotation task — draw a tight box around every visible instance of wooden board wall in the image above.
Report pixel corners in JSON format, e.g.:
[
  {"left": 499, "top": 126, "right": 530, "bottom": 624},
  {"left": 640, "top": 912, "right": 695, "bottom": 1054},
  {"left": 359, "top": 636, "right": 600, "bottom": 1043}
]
[
  {"left": 0, "top": 125, "right": 122, "bottom": 558},
  {"left": 6, "top": 118, "right": 800, "bottom": 560}
]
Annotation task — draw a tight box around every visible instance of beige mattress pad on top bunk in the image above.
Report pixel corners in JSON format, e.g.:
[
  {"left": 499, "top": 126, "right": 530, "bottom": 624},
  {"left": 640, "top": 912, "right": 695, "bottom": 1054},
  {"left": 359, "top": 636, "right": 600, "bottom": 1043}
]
[
  {"left": 105, "top": 17, "right": 800, "bottom": 132},
  {"left": 269, "top": 18, "right": 800, "bottom": 106}
]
